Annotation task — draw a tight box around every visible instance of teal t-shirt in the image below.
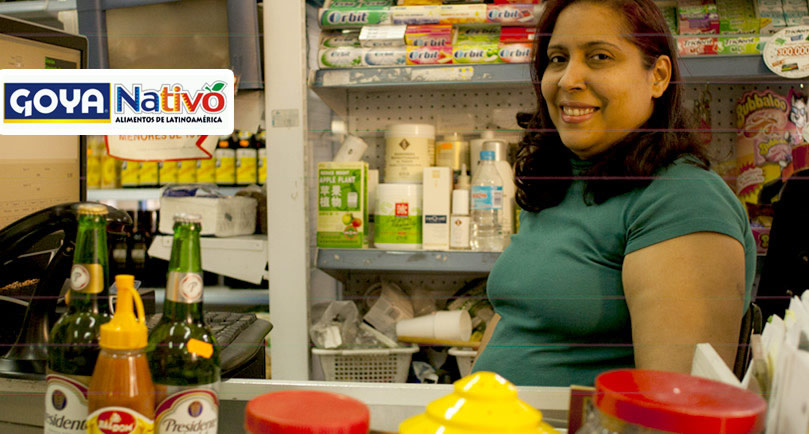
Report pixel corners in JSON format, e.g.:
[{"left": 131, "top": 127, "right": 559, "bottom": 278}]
[{"left": 473, "top": 158, "right": 756, "bottom": 387}]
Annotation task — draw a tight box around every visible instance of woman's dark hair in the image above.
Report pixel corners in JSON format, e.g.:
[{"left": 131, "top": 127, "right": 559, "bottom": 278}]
[{"left": 515, "top": 0, "right": 709, "bottom": 212}]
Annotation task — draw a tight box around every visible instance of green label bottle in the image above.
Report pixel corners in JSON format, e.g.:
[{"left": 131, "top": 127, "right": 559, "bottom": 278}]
[
  {"left": 148, "top": 213, "right": 220, "bottom": 434},
  {"left": 45, "top": 203, "right": 112, "bottom": 434}
]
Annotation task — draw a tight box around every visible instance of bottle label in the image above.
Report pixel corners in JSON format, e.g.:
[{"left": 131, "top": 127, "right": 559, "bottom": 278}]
[
  {"left": 155, "top": 384, "right": 219, "bottom": 434},
  {"left": 44, "top": 374, "right": 89, "bottom": 434},
  {"left": 214, "top": 149, "right": 236, "bottom": 184},
  {"left": 196, "top": 159, "right": 216, "bottom": 183},
  {"left": 70, "top": 264, "right": 104, "bottom": 294},
  {"left": 236, "top": 149, "right": 257, "bottom": 184},
  {"left": 471, "top": 185, "right": 503, "bottom": 210},
  {"left": 166, "top": 272, "right": 203, "bottom": 304},
  {"left": 87, "top": 407, "right": 153, "bottom": 434}
]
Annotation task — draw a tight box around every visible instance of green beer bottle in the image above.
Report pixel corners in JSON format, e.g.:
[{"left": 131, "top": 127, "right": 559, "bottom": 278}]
[
  {"left": 45, "top": 203, "right": 112, "bottom": 434},
  {"left": 148, "top": 213, "right": 220, "bottom": 434}
]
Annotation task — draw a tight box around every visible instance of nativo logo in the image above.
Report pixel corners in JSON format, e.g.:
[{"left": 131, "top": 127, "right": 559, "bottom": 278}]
[{"left": 0, "top": 69, "right": 234, "bottom": 135}]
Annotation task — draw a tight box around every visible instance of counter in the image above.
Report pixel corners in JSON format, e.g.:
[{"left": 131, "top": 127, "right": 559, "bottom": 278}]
[{"left": 0, "top": 377, "right": 570, "bottom": 432}]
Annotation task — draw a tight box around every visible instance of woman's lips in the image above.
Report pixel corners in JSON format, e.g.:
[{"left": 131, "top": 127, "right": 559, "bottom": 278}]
[{"left": 559, "top": 105, "right": 599, "bottom": 124}]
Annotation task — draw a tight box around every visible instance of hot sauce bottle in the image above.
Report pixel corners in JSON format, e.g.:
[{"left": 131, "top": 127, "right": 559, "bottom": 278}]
[
  {"left": 87, "top": 274, "right": 155, "bottom": 434},
  {"left": 45, "top": 204, "right": 112, "bottom": 434},
  {"left": 147, "top": 213, "right": 220, "bottom": 434}
]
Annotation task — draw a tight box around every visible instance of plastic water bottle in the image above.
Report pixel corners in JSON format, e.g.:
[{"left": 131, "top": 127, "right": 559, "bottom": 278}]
[{"left": 470, "top": 150, "right": 505, "bottom": 251}]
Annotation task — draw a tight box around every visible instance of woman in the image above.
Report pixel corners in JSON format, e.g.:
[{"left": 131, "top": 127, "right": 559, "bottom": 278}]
[{"left": 472, "top": 0, "right": 755, "bottom": 387}]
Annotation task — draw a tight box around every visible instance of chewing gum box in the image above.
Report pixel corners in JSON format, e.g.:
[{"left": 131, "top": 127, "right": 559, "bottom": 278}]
[
  {"left": 391, "top": 5, "right": 441, "bottom": 24},
  {"left": 452, "top": 44, "right": 502, "bottom": 64},
  {"left": 498, "top": 43, "right": 533, "bottom": 63},
  {"left": 500, "top": 26, "right": 536, "bottom": 43},
  {"left": 318, "top": 47, "right": 406, "bottom": 68},
  {"left": 359, "top": 25, "right": 407, "bottom": 47},
  {"left": 320, "top": 31, "right": 361, "bottom": 48},
  {"left": 440, "top": 4, "right": 488, "bottom": 24},
  {"left": 406, "top": 45, "right": 453, "bottom": 64},
  {"left": 677, "top": 36, "right": 719, "bottom": 56},
  {"left": 453, "top": 24, "right": 500, "bottom": 45},
  {"left": 405, "top": 24, "right": 453, "bottom": 46},
  {"left": 486, "top": 4, "right": 544, "bottom": 26},
  {"left": 319, "top": 7, "right": 392, "bottom": 28}
]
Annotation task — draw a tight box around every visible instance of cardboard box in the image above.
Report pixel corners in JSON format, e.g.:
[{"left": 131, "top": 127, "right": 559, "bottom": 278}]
[
  {"left": 159, "top": 196, "right": 257, "bottom": 237},
  {"left": 317, "top": 161, "right": 369, "bottom": 248},
  {"left": 422, "top": 167, "right": 452, "bottom": 250}
]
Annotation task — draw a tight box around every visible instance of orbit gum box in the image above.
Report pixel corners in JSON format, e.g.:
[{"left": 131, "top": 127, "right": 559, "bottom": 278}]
[
  {"left": 486, "top": 4, "right": 544, "bottom": 25},
  {"left": 498, "top": 42, "right": 533, "bottom": 63},
  {"left": 406, "top": 46, "right": 453, "bottom": 65},
  {"left": 405, "top": 25, "right": 452, "bottom": 46},
  {"left": 319, "top": 6, "right": 392, "bottom": 29},
  {"left": 452, "top": 44, "right": 502, "bottom": 64}
]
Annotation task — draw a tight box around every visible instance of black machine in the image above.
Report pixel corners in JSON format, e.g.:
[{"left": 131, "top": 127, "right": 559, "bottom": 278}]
[
  {"left": 755, "top": 171, "right": 809, "bottom": 321},
  {"left": 0, "top": 203, "right": 131, "bottom": 378}
]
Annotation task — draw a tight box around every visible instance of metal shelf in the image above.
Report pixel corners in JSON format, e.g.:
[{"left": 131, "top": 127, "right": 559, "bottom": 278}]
[
  {"left": 0, "top": 0, "right": 75, "bottom": 17},
  {"left": 149, "top": 234, "right": 268, "bottom": 285},
  {"left": 309, "top": 56, "right": 784, "bottom": 116},
  {"left": 87, "top": 187, "right": 242, "bottom": 201},
  {"left": 316, "top": 248, "right": 500, "bottom": 282}
]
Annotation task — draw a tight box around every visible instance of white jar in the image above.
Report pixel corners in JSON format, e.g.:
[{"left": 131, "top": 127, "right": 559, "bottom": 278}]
[
  {"left": 384, "top": 124, "right": 435, "bottom": 183},
  {"left": 374, "top": 183, "right": 422, "bottom": 250}
]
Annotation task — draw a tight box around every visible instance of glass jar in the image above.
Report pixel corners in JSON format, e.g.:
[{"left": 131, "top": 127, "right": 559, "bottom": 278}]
[{"left": 577, "top": 369, "right": 766, "bottom": 434}]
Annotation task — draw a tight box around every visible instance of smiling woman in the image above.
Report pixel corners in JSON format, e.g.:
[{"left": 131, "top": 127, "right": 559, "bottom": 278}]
[{"left": 472, "top": 0, "right": 757, "bottom": 387}]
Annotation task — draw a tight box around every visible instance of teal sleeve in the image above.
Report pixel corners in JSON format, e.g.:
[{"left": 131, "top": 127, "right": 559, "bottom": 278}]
[{"left": 624, "top": 163, "right": 750, "bottom": 255}]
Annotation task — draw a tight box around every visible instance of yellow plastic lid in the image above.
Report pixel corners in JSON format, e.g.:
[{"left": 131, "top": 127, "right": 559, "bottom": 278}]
[
  {"left": 399, "top": 372, "right": 558, "bottom": 434},
  {"left": 99, "top": 275, "right": 147, "bottom": 350}
]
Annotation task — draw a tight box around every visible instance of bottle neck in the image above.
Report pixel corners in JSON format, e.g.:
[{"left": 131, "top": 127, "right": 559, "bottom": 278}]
[
  {"left": 69, "top": 215, "right": 109, "bottom": 313},
  {"left": 163, "top": 299, "right": 205, "bottom": 322},
  {"left": 165, "top": 222, "right": 204, "bottom": 320}
]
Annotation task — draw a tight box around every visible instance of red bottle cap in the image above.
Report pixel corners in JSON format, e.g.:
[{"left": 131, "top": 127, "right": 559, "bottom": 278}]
[
  {"left": 245, "top": 390, "right": 370, "bottom": 434},
  {"left": 595, "top": 369, "right": 766, "bottom": 434}
]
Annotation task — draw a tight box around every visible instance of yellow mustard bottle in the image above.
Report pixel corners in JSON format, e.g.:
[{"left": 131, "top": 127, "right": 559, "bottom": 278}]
[
  {"left": 87, "top": 275, "right": 155, "bottom": 434},
  {"left": 399, "top": 371, "right": 558, "bottom": 434}
]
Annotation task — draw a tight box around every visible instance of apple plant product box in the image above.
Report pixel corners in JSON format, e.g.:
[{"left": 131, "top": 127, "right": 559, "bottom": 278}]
[{"left": 317, "top": 161, "right": 369, "bottom": 248}]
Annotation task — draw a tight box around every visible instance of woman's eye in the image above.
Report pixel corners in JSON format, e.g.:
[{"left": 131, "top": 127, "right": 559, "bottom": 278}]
[
  {"left": 548, "top": 55, "right": 566, "bottom": 63},
  {"left": 590, "top": 53, "right": 612, "bottom": 61}
]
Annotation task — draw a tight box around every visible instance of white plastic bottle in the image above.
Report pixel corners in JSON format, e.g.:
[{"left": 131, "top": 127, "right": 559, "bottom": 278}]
[
  {"left": 470, "top": 150, "right": 505, "bottom": 251},
  {"left": 484, "top": 140, "right": 515, "bottom": 243}
]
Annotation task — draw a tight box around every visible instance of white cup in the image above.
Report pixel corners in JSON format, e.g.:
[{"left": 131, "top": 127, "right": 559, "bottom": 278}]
[{"left": 396, "top": 310, "right": 472, "bottom": 342}]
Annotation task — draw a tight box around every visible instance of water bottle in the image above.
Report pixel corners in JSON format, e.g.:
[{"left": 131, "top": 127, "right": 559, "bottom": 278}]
[{"left": 470, "top": 150, "right": 505, "bottom": 251}]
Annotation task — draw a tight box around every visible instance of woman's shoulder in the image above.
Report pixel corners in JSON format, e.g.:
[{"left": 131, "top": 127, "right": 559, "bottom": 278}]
[{"left": 646, "top": 156, "right": 731, "bottom": 195}]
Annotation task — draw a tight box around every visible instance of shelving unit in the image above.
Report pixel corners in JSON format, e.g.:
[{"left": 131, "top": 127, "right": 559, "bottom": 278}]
[
  {"left": 317, "top": 248, "right": 499, "bottom": 282},
  {"left": 264, "top": 1, "right": 803, "bottom": 382},
  {"left": 87, "top": 187, "right": 241, "bottom": 202}
]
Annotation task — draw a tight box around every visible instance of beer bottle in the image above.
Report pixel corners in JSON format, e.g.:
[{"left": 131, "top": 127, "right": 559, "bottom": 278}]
[
  {"left": 45, "top": 203, "right": 112, "bottom": 434},
  {"left": 148, "top": 213, "right": 220, "bottom": 434}
]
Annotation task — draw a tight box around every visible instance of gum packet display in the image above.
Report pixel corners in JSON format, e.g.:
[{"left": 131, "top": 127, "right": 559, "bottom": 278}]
[
  {"left": 453, "top": 24, "right": 500, "bottom": 45},
  {"left": 319, "top": 7, "right": 392, "bottom": 28},
  {"left": 498, "top": 42, "right": 532, "bottom": 63},
  {"left": 405, "top": 24, "right": 452, "bottom": 46},
  {"left": 440, "top": 4, "right": 488, "bottom": 24},
  {"left": 320, "top": 31, "right": 361, "bottom": 48},
  {"left": 406, "top": 45, "right": 453, "bottom": 65},
  {"left": 486, "top": 4, "right": 544, "bottom": 25},
  {"left": 391, "top": 5, "right": 441, "bottom": 24},
  {"left": 452, "top": 44, "right": 502, "bottom": 64}
]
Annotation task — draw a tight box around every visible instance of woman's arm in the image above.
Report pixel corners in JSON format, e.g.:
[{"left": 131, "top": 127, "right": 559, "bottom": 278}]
[
  {"left": 622, "top": 232, "right": 746, "bottom": 372},
  {"left": 474, "top": 313, "right": 500, "bottom": 362}
]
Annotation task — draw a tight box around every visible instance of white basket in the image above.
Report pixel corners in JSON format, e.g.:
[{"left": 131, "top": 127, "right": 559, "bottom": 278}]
[
  {"left": 312, "top": 345, "right": 418, "bottom": 383},
  {"left": 449, "top": 347, "right": 477, "bottom": 378}
]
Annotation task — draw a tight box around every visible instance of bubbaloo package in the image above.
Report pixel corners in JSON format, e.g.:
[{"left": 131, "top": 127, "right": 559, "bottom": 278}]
[
  {"left": 317, "top": 161, "right": 369, "bottom": 248},
  {"left": 735, "top": 89, "right": 809, "bottom": 205}
]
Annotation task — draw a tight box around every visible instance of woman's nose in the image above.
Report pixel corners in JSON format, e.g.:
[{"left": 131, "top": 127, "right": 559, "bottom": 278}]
[{"left": 557, "top": 60, "right": 587, "bottom": 91}]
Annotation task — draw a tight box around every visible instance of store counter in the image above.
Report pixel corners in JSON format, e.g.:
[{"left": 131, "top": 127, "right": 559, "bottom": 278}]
[{"left": 0, "top": 377, "right": 570, "bottom": 432}]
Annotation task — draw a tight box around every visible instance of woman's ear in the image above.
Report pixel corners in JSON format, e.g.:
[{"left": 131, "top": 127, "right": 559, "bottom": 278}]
[{"left": 651, "top": 55, "right": 672, "bottom": 98}]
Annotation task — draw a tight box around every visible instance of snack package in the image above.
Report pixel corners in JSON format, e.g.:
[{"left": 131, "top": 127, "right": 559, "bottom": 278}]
[{"left": 735, "top": 90, "right": 796, "bottom": 205}]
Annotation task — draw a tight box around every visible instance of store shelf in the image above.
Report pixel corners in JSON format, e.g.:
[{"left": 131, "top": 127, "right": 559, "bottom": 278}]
[
  {"left": 309, "top": 56, "right": 783, "bottom": 116},
  {"left": 148, "top": 234, "right": 268, "bottom": 284},
  {"left": 316, "top": 248, "right": 500, "bottom": 282},
  {"left": 0, "top": 0, "right": 75, "bottom": 18},
  {"left": 87, "top": 187, "right": 242, "bottom": 202}
]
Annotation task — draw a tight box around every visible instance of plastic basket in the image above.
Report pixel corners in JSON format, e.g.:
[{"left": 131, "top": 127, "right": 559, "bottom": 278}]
[
  {"left": 449, "top": 347, "right": 477, "bottom": 378},
  {"left": 312, "top": 345, "right": 418, "bottom": 383}
]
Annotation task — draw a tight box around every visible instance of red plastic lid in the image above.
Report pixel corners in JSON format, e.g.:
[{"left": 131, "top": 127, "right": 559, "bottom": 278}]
[
  {"left": 595, "top": 370, "right": 766, "bottom": 434},
  {"left": 245, "top": 390, "right": 370, "bottom": 434}
]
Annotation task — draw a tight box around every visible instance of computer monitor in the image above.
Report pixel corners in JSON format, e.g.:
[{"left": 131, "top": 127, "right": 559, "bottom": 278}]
[{"left": 0, "top": 14, "right": 87, "bottom": 231}]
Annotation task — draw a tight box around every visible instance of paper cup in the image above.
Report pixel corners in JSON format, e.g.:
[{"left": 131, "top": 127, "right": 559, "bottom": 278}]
[
  {"left": 433, "top": 310, "right": 472, "bottom": 342},
  {"left": 396, "top": 310, "right": 472, "bottom": 342}
]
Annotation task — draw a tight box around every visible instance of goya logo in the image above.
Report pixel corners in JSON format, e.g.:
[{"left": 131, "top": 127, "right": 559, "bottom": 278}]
[
  {"left": 3, "top": 83, "right": 110, "bottom": 122},
  {"left": 115, "top": 82, "right": 227, "bottom": 114}
]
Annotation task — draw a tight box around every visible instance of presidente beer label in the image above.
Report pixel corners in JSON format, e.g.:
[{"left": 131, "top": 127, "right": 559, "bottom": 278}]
[
  {"left": 70, "top": 264, "right": 104, "bottom": 294},
  {"left": 44, "top": 374, "right": 89, "bottom": 434},
  {"left": 166, "top": 272, "right": 203, "bottom": 304},
  {"left": 155, "top": 385, "right": 219, "bottom": 434}
]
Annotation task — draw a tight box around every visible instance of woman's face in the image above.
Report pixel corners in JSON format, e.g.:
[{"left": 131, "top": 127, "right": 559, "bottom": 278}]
[{"left": 541, "top": 3, "right": 669, "bottom": 159}]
